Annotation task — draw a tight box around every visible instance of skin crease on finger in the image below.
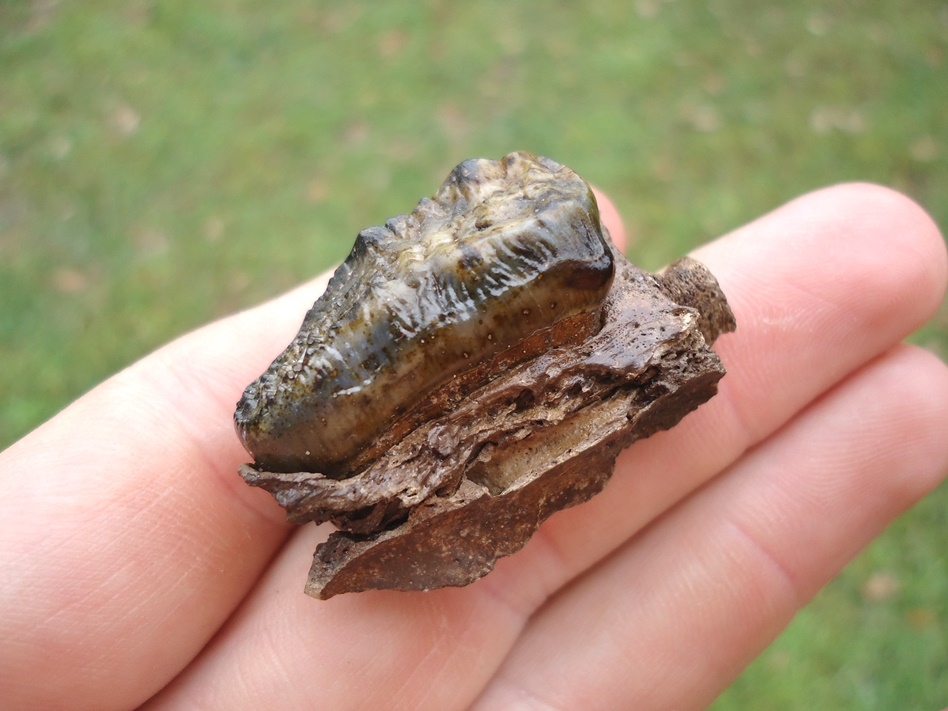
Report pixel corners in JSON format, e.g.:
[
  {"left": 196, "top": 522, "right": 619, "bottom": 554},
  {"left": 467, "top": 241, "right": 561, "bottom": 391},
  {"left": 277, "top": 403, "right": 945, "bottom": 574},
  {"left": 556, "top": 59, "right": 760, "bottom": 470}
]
[{"left": 139, "top": 184, "right": 947, "bottom": 711}]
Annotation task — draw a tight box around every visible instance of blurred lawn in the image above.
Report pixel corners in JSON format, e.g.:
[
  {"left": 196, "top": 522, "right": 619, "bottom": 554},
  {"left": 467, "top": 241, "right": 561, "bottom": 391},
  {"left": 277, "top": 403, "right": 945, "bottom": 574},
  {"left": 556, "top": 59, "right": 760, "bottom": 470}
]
[{"left": 2, "top": 1, "right": 946, "bottom": 707}]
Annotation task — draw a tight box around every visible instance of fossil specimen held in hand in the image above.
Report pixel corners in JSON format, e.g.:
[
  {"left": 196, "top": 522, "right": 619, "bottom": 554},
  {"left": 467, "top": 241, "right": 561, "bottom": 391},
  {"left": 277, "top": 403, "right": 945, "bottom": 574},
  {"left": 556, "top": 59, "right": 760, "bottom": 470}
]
[{"left": 235, "top": 152, "right": 735, "bottom": 599}]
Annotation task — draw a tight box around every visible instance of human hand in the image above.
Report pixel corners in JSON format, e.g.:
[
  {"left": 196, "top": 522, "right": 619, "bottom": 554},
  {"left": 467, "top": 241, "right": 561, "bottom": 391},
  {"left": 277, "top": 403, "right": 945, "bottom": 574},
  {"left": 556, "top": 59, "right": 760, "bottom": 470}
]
[{"left": 1, "top": 184, "right": 946, "bottom": 710}]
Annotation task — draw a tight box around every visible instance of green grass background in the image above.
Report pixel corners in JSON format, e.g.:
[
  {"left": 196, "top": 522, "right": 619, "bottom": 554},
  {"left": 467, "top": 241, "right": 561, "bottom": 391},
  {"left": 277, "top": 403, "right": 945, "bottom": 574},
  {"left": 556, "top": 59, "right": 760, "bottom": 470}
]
[{"left": 2, "top": 1, "right": 946, "bottom": 707}]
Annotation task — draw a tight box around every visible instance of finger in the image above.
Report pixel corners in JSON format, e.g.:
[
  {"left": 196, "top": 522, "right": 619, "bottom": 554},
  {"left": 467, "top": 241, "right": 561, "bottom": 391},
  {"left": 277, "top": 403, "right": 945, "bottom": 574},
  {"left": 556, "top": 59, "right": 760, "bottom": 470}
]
[
  {"left": 474, "top": 345, "right": 948, "bottom": 709},
  {"left": 592, "top": 186, "right": 627, "bottom": 252},
  {"left": 502, "top": 182, "right": 947, "bottom": 596},
  {"left": 143, "top": 184, "right": 946, "bottom": 710}
]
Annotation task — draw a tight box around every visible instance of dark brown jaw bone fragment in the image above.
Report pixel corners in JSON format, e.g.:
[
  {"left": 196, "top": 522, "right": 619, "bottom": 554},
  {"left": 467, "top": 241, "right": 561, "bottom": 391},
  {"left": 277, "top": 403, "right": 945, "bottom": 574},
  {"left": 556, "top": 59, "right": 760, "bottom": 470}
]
[{"left": 295, "top": 244, "right": 734, "bottom": 599}]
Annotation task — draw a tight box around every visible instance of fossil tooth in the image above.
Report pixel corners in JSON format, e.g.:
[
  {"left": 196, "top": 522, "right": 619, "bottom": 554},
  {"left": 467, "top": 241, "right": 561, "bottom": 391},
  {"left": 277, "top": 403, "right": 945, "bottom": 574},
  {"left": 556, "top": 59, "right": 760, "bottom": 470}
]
[
  {"left": 234, "top": 152, "right": 735, "bottom": 598},
  {"left": 235, "top": 152, "right": 614, "bottom": 477}
]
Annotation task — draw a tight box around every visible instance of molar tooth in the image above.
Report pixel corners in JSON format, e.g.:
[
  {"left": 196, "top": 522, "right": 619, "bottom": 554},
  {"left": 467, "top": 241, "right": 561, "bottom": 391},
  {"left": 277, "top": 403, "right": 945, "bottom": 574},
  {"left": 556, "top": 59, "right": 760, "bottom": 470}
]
[{"left": 235, "top": 151, "right": 614, "bottom": 477}]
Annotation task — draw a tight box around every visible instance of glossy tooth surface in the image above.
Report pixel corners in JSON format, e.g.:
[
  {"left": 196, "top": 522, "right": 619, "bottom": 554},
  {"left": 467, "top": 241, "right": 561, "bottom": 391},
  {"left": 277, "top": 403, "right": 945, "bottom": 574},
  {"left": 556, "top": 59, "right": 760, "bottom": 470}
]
[{"left": 235, "top": 152, "right": 614, "bottom": 475}]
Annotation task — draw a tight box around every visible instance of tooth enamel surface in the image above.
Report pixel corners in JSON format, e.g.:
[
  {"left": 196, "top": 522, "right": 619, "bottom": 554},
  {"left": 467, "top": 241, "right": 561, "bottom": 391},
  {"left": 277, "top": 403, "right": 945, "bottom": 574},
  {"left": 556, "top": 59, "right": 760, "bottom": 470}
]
[{"left": 234, "top": 152, "right": 614, "bottom": 475}]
